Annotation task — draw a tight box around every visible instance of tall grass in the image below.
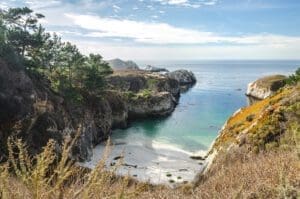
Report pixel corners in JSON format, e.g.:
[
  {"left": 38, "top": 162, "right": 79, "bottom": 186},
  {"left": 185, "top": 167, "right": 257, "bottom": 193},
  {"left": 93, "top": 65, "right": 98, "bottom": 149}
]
[
  {"left": 0, "top": 133, "right": 151, "bottom": 199},
  {"left": 0, "top": 124, "right": 299, "bottom": 198}
]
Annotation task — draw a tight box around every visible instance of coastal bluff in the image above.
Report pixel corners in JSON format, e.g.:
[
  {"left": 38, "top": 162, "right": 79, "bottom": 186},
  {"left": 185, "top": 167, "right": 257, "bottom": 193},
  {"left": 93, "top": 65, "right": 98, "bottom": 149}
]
[
  {"left": 203, "top": 79, "right": 299, "bottom": 176},
  {"left": 0, "top": 58, "right": 196, "bottom": 162},
  {"left": 246, "top": 75, "right": 287, "bottom": 100}
]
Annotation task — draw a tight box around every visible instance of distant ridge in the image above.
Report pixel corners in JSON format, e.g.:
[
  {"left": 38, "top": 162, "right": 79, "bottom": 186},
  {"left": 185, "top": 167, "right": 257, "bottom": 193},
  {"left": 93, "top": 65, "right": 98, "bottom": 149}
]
[{"left": 107, "top": 58, "right": 140, "bottom": 70}]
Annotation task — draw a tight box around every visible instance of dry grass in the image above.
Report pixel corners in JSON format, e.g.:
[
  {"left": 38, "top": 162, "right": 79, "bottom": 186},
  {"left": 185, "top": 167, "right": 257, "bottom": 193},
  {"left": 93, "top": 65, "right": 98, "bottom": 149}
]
[
  {"left": 254, "top": 75, "right": 287, "bottom": 88},
  {"left": 138, "top": 149, "right": 300, "bottom": 199},
  {"left": 1, "top": 134, "right": 299, "bottom": 199},
  {"left": 1, "top": 85, "right": 299, "bottom": 199},
  {"left": 0, "top": 134, "right": 155, "bottom": 199}
]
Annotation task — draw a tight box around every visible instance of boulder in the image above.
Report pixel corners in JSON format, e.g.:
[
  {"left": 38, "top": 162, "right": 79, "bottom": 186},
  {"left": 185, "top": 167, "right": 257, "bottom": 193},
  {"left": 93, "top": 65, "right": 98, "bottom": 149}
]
[
  {"left": 246, "top": 75, "right": 287, "bottom": 100},
  {"left": 167, "top": 69, "right": 196, "bottom": 85}
]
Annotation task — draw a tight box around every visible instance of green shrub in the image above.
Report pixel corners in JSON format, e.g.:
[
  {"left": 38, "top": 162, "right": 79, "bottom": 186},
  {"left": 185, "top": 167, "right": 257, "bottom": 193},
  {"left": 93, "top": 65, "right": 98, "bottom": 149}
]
[
  {"left": 246, "top": 114, "right": 255, "bottom": 122},
  {"left": 285, "top": 68, "right": 300, "bottom": 85}
]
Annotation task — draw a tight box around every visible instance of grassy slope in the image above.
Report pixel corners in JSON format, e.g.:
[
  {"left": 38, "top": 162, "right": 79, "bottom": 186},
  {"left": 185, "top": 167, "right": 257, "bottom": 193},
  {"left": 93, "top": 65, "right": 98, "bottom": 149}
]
[{"left": 1, "top": 84, "right": 299, "bottom": 199}]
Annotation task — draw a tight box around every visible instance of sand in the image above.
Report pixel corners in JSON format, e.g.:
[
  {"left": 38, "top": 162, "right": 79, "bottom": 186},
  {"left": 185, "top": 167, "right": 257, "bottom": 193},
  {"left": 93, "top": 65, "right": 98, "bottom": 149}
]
[{"left": 79, "top": 137, "right": 207, "bottom": 186}]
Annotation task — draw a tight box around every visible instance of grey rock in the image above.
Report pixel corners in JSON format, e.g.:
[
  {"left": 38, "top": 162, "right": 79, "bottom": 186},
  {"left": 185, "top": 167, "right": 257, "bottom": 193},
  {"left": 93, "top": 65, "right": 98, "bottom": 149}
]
[{"left": 167, "top": 69, "right": 196, "bottom": 85}]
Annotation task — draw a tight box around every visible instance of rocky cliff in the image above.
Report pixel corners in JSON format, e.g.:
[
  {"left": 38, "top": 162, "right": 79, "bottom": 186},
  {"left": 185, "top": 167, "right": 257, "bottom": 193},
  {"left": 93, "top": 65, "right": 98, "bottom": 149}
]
[
  {"left": 204, "top": 82, "right": 300, "bottom": 174},
  {"left": 246, "top": 75, "right": 287, "bottom": 100},
  {"left": 167, "top": 69, "right": 196, "bottom": 86},
  {"left": 107, "top": 70, "right": 180, "bottom": 119},
  {"left": 0, "top": 60, "right": 195, "bottom": 162}
]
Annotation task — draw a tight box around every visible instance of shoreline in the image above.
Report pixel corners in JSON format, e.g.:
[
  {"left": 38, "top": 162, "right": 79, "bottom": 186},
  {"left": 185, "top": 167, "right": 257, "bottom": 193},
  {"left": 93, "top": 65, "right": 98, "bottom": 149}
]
[{"left": 79, "top": 138, "right": 207, "bottom": 186}]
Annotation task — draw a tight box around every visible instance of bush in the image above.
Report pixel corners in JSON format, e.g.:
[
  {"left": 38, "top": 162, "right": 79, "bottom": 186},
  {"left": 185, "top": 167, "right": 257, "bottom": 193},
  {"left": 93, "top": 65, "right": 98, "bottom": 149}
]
[
  {"left": 285, "top": 68, "right": 300, "bottom": 85},
  {"left": 246, "top": 114, "right": 255, "bottom": 122}
]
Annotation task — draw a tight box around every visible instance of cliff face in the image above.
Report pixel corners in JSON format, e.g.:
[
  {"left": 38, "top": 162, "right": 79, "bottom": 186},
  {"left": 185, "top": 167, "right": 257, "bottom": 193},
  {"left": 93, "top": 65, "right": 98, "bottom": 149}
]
[
  {"left": 107, "top": 70, "right": 180, "bottom": 119},
  {"left": 208, "top": 82, "right": 299, "bottom": 162},
  {"left": 0, "top": 60, "right": 195, "bottom": 162},
  {"left": 0, "top": 59, "right": 115, "bottom": 162},
  {"left": 246, "top": 75, "right": 287, "bottom": 100},
  {"left": 167, "top": 70, "right": 196, "bottom": 85}
]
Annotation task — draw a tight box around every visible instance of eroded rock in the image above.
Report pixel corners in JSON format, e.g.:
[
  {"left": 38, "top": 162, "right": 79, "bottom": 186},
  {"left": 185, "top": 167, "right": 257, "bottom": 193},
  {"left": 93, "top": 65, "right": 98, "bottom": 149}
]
[{"left": 246, "top": 75, "right": 287, "bottom": 100}]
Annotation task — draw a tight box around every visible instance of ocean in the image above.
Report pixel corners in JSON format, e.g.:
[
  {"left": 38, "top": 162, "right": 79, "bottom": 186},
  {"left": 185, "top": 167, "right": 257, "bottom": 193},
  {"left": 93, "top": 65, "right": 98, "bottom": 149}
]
[
  {"left": 112, "top": 60, "right": 299, "bottom": 153},
  {"left": 82, "top": 60, "right": 299, "bottom": 184}
]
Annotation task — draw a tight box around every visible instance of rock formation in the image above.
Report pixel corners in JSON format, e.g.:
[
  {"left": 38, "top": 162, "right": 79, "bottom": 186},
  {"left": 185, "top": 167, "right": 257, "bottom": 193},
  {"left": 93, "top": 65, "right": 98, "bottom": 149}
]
[
  {"left": 167, "top": 69, "right": 196, "bottom": 85},
  {"left": 0, "top": 59, "right": 196, "bottom": 163},
  {"left": 246, "top": 75, "right": 287, "bottom": 100}
]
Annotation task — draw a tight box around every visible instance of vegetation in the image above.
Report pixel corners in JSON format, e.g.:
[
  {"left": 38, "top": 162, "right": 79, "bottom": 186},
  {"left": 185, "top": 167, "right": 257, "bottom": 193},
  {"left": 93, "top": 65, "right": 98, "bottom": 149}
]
[
  {"left": 0, "top": 6, "right": 299, "bottom": 199},
  {"left": 286, "top": 68, "right": 300, "bottom": 85},
  {"left": 0, "top": 136, "right": 151, "bottom": 199},
  {"left": 0, "top": 7, "right": 112, "bottom": 101},
  {"left": 0, "top": 126, "right": 299, "bottom": 198}
]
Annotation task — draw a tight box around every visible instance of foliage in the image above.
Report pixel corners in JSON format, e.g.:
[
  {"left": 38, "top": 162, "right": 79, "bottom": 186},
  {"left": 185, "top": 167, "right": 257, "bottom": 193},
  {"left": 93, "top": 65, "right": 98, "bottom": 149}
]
[
  {"left": 285, "top": 68, "right": 300, "bottom": 85},
  {"left": 0, "top": 6, "right": 113, "bottom": 100},
  {"left": 0, "top": 135, "right": 299, "bottom": 198},
  {"left": 0, "top": 137, "right": 148, "bottom": 199}
]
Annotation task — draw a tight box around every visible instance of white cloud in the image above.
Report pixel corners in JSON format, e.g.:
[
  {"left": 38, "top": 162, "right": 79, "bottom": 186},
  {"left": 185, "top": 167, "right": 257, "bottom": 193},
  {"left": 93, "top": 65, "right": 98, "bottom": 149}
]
[
  {"left": 160, "top": 0, "right": 189, "bottom": 5},
  {"left": 112, "top": 4, "right": 121, "bottom": 13},
  {"left": 0, "top": 2, "right": 9, "bottom": 9},
  {"left": 24, "top": 0, "right": 61, "bottom": 9},
  {"left": 154, "top": 0, "right": 217, "bottom": 8},
  {"left": 71, "top": 40, "right": 300, "bottom": 60},
  {"left": 65, "top": 13, "right": 300, "bottom": 46}
]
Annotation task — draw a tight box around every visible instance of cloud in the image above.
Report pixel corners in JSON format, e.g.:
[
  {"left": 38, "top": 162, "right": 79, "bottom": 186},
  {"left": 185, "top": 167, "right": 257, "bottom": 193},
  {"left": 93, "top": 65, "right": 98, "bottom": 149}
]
[
  {"left": 154, "top": 0, "right": 217, "bottom": 8},
  {"left": 24, "top": 0, "right": 61, "bottom": 9},
  {"left": 112, "top": 4, "right": 121, "bottom": 13},
  {"left": 0, "top": 2, "right": 9, "bottom": 9},
  {"left": 71, "top": 40, "right": 300, "bottom": 60},
  {"left": 65, "top": 13, "right": 300, "bottom": 46}
]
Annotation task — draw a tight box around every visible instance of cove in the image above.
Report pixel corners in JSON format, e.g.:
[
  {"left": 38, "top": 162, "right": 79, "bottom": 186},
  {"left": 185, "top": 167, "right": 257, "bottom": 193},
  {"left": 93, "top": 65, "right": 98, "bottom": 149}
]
[{"left": 81, "top": 60, "right": 299, "bottom": 185}]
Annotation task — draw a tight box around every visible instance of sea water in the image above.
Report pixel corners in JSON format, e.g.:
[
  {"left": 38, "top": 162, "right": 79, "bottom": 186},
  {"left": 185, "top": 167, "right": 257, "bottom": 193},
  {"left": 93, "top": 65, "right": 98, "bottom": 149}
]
[{"left": 82, "top": 60, "right": 299, "bottom": 184}]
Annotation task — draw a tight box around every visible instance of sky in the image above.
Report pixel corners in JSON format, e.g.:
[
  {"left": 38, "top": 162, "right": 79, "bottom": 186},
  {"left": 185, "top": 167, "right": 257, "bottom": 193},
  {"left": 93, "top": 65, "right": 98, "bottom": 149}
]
[{"left": 1, "top": 0, "right": 300, "bottom": 60}]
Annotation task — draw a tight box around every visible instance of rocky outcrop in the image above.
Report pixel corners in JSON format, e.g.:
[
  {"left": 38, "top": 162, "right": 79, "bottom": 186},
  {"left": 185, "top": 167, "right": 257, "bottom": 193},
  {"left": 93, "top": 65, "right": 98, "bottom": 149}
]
[
  {"left": 246, "top": 75, "right": 287, "bottom": 100},
  {"left": 107, "top": 58, "right": 140, "bottom": 71},
  {"left": 0, "top": 59, "right": 117, "bottom": 162},
  {"left": 203, "top": 83, "right": 300, "bottom": 174},
  {"left": 0, "top": 59, "right": 196, "bottom": 162},
  {"left": 128, "top": 92, "right": 177, "bottom": 118},
  {"left": 144, "top": 65, "right": 169, "bottom": 73},
  {"left": 167, "top": 69, "right": 196, "bottom": 85},
  {"left": 106, "top": 70, "right": 180, "bottom": 119}
]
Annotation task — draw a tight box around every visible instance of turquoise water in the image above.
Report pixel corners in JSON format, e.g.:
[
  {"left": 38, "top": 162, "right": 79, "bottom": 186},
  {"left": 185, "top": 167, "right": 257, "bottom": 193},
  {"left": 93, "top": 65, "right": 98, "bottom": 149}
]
[{"left": 111, "top": 60, "right": 299, "bottom": 153}]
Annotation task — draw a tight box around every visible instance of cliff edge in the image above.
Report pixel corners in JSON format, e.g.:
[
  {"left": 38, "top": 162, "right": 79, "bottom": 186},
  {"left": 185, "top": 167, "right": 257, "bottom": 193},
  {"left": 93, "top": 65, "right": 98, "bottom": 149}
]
[{"left": 246, "top": 75, "right": 287, "bottom": 100}]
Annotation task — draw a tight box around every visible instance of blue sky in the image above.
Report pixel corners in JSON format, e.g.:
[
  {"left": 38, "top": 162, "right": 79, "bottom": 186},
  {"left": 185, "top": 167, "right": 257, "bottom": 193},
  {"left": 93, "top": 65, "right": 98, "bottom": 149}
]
[{"left": 1, "top": 0, "right": 300, "bottom": 60}]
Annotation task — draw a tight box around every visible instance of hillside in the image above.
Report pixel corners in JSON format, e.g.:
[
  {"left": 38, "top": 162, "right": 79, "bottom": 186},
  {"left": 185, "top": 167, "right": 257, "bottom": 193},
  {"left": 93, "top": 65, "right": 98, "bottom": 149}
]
[
  {"left": 1, "top": 73, "right": 299, "bottom": 198},
  {"left": 0, "top": 6, "right": 299, "bottom": 199}
]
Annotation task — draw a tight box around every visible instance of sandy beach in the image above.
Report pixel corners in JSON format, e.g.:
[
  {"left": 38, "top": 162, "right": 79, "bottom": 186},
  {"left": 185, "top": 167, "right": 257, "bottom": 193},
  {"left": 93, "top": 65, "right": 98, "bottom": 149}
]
[{"left": 80, "top": 137, "right": 207, "bottom": 186}]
